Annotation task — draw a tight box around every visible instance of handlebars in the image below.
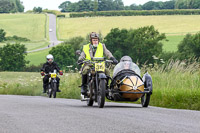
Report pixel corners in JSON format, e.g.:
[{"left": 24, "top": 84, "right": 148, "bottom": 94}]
[{"left": 77, "top": 59, "right": 113, "bottom": 65}]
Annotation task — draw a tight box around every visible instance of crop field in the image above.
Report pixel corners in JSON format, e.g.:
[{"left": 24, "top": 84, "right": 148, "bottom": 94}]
[
  {"left": 58, "top": 15, "right": 200, "bottom": 52},
  {"left": 0, "top": 14, "right": 47, "bottom": 41},
  {"left": 162, "top": 35, "right": 184, "bottom": 52},
  {"left": 58, "top": 15, "right": 200, "bottom": 39}
]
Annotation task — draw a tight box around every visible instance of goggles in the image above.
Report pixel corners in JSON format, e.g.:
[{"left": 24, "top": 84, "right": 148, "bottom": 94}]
[{"left": 91, "top": 33, "right": 99, "bottom": 38}]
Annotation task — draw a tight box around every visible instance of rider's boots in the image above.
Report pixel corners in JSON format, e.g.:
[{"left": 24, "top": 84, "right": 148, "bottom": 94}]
[
  {"left": 57, "top": 86, "right": 61, "bottom": 92},
  {"left": 81, "top": 74, "right": 87, "bottom": 95},
  {"left": 43, "top": 84, "right": 47, "bottom": 93}
]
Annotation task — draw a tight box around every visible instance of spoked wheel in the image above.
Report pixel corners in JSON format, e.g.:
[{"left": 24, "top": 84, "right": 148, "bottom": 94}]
[
  {"left": 141, "top": 93, "right": 151, "bottom": 107},
  {"left": 48, "top": 85, "right": 52, "bottom": 98},
  {"left": 141, "top": 76, "right": 152, "bottom": 107},
  {"left": 87, "top": 82, "right": 94, "bottom": 106},
  {"left": 97, "top": 79, "right": 106, "bottom": 108},
  {"left": 52, "top": 82, "right": 57, "bottom": 98}
]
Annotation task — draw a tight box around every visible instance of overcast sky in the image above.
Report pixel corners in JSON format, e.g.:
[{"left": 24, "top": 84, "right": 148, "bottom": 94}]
[{"left": 21, "top": 0, "right": 170, "bottom": 11}]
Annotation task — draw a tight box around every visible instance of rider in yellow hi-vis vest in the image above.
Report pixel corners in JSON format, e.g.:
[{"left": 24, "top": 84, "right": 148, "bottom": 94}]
[{"left": 78, "top": 32, "right": 118, "bottom": 95}]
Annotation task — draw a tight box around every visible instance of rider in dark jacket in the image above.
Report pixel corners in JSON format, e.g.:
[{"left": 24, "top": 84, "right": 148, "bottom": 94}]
[{"left": 41, "top": 54, "right": 63, "bottom": 93}]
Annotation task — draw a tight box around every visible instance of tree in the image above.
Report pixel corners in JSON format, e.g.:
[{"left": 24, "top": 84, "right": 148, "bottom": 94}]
[
  {"left": 177, "top": 33, "right": 200, "bottom": 60},
  {"left": 103, "top": 28, "right": 129, "bottom": 60},
  {"left": 128, "top": 4, "right": 142, "bottom": 10},
  {"left": 94, "top": 0, "right": 98, "bottom": 14},
  {"left": 64, "top": 36, "right": 85, "bottom": 51},
  {"left": 0, "top": 29, "right": 6, "bottom": 42},
  {"left": 125, "top": 26, "right": 166, "bottom": 65},
  {"left": 0, "top": 0, "right": 24, "bottom": 13},
  {"left": 113, "top": 0, "right": 124, "bottom": 10},
  {"left": 33, "top": 7, "right": 42, "bottom": 13},
  {"left": 142, "top": 1, "right": 162, "bottom": 10},
  {"left": 162, "top": 0, "right": 175, "bottom": 9},
  {"left": 0, "top": 43, "right": 28, "bottom": 71},
  {"left": 49, "top": 44, "right": 76, "bottom": 70},
  {"left": 104, "top": 26, "right": 166, "bottom": 65},
  {"left": 58, "top": 1, "right": 72, "bottom": 12},
  {"left": 15, "top": 0, "right": 24, "bottom": 12}
]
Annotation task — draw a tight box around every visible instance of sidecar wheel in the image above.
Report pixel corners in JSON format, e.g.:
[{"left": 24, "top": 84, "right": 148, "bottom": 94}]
[
  {"left": 141, "top": 93, "right": 150, "bottom": 107},
  {"left": 141, "top": 76, "right": 152, "bottom": 107},
  {"left": 97, "top": 79, "right": 106, "bottom": 108}
]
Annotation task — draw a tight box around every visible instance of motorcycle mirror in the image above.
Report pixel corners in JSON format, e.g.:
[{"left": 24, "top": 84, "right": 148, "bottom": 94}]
[{"left": 76, "top": 50, "right": 81, "bottom": 56}]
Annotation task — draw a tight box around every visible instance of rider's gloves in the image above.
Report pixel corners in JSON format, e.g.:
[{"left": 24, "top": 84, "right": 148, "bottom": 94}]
[
  {"left": 110, "top": 57, "right": 118, "bottom": 64},
  {"left": 59, "top": 70, "right": 63, "bottom": 75},
  {"left": 41, "top": 71, "right": 45, "bottom": 76},
  {"left": 77, "top": 60, "right": 83, "bottom": 65}
]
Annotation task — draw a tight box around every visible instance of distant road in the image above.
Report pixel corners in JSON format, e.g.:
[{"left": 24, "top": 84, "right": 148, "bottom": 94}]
[
  {"left": 27, "top": 14, "right": 63, "bottom": 53},
  {"left": 0, "top": 95, "right": 200, "bottom": 133}
]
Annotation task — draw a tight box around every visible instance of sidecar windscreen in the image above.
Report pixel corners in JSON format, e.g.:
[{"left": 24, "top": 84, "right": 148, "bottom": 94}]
[{"left": 113, "top": 61, "right": 141, "bottom": 78}]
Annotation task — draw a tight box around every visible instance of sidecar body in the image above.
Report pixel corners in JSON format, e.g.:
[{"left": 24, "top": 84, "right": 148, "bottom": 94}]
[{"left": 108, "top": 56, "right": 153, "bottom": 107}]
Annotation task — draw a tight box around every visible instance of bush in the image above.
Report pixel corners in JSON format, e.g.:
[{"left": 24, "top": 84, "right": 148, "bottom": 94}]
[
  {"left": 57, "top": 14, "right": 65, "bottom": 18},
  {"left": 0, "top": 29, "right": 6, "bottom": 42},
  {"left": 6, "top": 35, "right": 30, "bottom": 42},
  {"left": 49, "top": 44, "right": 76, "bottom": 71},
  {"left": 64, "top": 36, "right": 86, "bottom": 51},
  {"left": 104, "top": 26, "right": 166, "bottom": 65},
  {"left": 23, "top": 63, "right": 43, "bottom": 72},
  {"left": 69, "top": 9, "right": 200, "bottom": 17},
  {"left": 0, "top": 43, "right": 29, "bottom": 71},
  {"left": 177, "top": 33, "right": 200, "bottom": 61}
]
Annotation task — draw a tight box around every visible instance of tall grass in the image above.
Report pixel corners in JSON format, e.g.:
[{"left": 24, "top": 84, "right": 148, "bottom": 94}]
[
  {"left": 0, "top": 71, "right": 81, "bottom": 99},
  {"left": 143, "top": 60, "right": 200, "bottom": 110},
  {"left": 0, "top": 60, "right": 199, "bottom": 110}
]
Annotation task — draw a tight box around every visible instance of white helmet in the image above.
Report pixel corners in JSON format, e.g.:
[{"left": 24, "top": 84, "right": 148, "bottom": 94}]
[{"left": 46, "top": 54, "right": 53, "bottom": 63}]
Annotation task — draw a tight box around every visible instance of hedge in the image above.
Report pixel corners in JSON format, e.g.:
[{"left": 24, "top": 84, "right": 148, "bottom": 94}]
[{"left": 69, "top": 9, "right": 200, "bottom": 18}]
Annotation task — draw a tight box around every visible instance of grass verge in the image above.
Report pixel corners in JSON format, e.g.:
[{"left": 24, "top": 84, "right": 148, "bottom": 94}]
[{"left": 0, "top": 60, "right": 199, "bottom": 110}]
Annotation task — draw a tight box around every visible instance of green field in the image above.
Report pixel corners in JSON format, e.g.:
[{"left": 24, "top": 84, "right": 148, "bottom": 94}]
[
  {"left": 162, "top": 35, "right": 185, "bottom": 52},
  {"left": 26, "top": 48, "right": 51, "bottom": 66},
  {"left": 0, "top": 61, "right": 199, "bottom": 110},
  {"left": 0, "top": 13, "right": 50, "bottom": 51},
  {"left": 58, "top": 15, "right": 200, "bottom": 53},
  {"left": 58, "top": 15, "right": 200, "bottom": 39},
  {"left": 1, "top": 14, "right": 200, "bottom": 65},
  {"left": 0, "top": 14, "right": 46, "bottom": 41}
]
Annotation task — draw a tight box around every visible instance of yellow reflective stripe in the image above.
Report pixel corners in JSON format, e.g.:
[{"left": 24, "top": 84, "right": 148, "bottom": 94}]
[
  {"left": 83, "top": 43, "right": 91, "bottom": 60},
  {"left": 83, "top": 43, "right": 103, "bottom": 61},
  {"left": 95, "top": 43, "right": 103, "bottom": 58}
]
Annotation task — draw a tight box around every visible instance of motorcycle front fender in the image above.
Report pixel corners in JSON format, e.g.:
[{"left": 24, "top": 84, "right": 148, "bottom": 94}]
[{"left": 98, "top": 73, "right": 107, "bottom": 79}]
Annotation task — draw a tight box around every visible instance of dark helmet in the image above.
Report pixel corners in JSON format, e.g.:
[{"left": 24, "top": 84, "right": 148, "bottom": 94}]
[
  {"left": 120, "top": 56, "right": 132, "bottom": 62},
  {"left": 90, "top": 32, "right": 99, "bottom": 44}
]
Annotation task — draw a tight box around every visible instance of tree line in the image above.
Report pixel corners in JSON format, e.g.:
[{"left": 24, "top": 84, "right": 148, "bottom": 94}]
[
  {"left": 0, "top": 0, "right": 24, "bottom": 13},
  {"left": 59, "top": 0, "right": 200, "bottom": 12},
  {"left": 1, "top": 25, "right": 199, "bottom": 72}
]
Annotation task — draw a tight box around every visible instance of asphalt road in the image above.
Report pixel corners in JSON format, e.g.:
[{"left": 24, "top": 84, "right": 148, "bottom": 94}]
[
  {"left": 0, "top": 95, "right": 200, "bottom": 133},
  {"left": 27, "top": 14, "right": 62, "bottom": 53}
]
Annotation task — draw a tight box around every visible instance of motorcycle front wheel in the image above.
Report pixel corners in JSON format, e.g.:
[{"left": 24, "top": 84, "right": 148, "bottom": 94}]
[
  {"left": 48, "top": 84, "right": 52, "bottom": 98},
  {"left": 52, "top": 82, "right": 57, "bottom": 98},
  {"left": 97, "top": 79, "right": 106, "bottom": 108}
]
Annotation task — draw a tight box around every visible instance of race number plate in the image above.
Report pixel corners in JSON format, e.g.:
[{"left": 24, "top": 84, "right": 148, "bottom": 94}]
[
  {"left": 95, "top": 62, "right": 105, "bottom": 72},
  {"left": 51, "top": 73, "right": 57, "bottom": 78}
]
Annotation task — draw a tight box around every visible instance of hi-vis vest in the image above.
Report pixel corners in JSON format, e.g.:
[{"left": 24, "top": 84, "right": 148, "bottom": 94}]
[{"left": 83, "top": 43, "right": 103, "bottom": 60}]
